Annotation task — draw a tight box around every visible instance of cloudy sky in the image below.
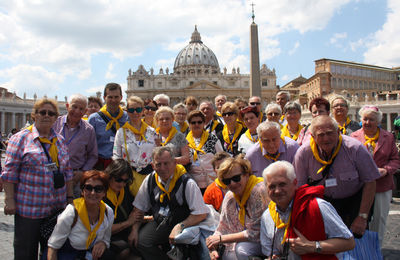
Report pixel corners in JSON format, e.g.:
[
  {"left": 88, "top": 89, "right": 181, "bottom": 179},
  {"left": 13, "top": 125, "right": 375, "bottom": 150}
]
[{"left": 0, "top": 0, "right": 399, "bottom": 101}]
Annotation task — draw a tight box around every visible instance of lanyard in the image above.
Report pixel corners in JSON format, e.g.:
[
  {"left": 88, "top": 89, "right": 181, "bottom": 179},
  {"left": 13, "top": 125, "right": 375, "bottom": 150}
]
[
  {"left": 62, "top": 118, "right": 80, "bottom": 145},
  {"left": 40, "top": 141, "right": 58, "bottom": 168}
]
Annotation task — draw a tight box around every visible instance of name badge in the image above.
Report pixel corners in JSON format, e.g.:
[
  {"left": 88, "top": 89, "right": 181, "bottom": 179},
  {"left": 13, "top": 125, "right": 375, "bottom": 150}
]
[
  {"left": 325, "top": 178, "right": 337, "bottom": 188},
  {"left": 45, "top": 163, "right": 58, "bottom": 172},
  {"left": 109, "top": 136, "right": 115, "bottom": 142}
]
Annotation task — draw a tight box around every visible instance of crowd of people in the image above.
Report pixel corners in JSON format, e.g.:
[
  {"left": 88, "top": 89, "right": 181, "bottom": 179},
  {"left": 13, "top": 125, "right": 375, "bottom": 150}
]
[{"left": 1, "top": 82, "right": 399, "bottom": 260}]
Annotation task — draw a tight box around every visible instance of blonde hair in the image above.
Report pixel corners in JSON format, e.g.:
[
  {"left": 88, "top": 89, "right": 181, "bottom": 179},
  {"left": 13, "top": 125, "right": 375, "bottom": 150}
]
[{"left": 217, "top": 154, "right": 252, "bottom": 180}]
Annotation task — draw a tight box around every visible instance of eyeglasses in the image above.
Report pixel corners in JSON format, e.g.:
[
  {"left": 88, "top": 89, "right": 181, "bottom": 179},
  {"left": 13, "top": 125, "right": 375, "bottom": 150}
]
[
  {"left": 222, "top": 174, "right": 242, "bottom": 185},
  {"left": 268, "top": 112, "right": 280, "bottom": 116},
  {"left": 83, "top": 184, "right": 105, "bottom": 193},
  {"left": 114, "top": 177, "right": 130, "bottom": 184},
  {"left": 127, "top": 107, "right": 143, "bottom": 113},
  {"left": 37, "top": 110, "right": 57, "bottom": 117},
  {"left": 250, "top": 102, "right": 261, "bottom": 106},
  {"left": 145, "top": 106, "right": 157, "bottom": 111},
  {"left": 190, "top": 120, "right": 203, "bottom": 125},
  {"left": 222, "top": 112, "right": 236, "bottom": 117}
]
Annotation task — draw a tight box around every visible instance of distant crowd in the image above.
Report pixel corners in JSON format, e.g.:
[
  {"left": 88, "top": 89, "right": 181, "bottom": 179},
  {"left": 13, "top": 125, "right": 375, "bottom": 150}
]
[{"left": 1, "top": 82, "right": 399, "bottom": 260}]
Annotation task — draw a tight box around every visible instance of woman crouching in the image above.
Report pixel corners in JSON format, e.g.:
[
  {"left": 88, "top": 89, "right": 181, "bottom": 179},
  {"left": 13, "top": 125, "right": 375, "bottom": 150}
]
[
  {"left": 47, "top": 170, "right": 114, "bottom": 260},
  {"left": 206, "top": 155, "right": 267, "bottom": 260}
]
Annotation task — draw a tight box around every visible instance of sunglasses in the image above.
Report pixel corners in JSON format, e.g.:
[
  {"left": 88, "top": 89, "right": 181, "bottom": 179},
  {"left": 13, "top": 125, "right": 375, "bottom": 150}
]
[
  {"left": 222, "top": 173, "right": 242, "bottom": 185},
  {"left": 222, "top": 112, "right": 236, "bottom": 117},
  {"left": 37, "top": 110, "right": 57, "bottom": 117},
  {"left": 83, "top": 184, "right": 105, "bottom": 193},
  {"left": 114, "top": 177, "right": 130, "bottom": 184},
  {"left": 190, "top": 120, "right": 203, "bottom": 125},
  {"left": 250, "top": 102, "right": 261, "bottom": 106},
  {"left": 127, "top": 107, "right": 143, "bottom": 113},
  {"left": 145, "top": 106, "right": 157, "bottom": 111}
]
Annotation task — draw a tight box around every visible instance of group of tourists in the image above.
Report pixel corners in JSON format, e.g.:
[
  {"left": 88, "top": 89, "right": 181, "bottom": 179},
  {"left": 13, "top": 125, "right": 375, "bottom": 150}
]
[{"left": 1, "top": 82, "right": 399, "bottom": 260}]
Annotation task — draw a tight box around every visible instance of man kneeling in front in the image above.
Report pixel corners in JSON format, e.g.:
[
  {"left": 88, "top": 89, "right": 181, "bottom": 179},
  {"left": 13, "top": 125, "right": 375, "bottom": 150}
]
[
  {"left": 260, "top": 161, "right": 355, "bottom": 259},
  {"left": 128, "top": 146, "right": 208, "bottom": 259}
]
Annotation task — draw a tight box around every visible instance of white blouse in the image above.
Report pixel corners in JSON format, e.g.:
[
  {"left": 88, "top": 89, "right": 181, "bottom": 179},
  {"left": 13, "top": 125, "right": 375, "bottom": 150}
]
[{"left": 48, "top": 204, "right": 114, "bottom": 250}]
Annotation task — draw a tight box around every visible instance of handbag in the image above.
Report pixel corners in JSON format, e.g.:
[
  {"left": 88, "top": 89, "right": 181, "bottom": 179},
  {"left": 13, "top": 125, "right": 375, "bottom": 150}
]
[
  {"left": 39, "top": 208, "right": 65, "bottom": 242},
  {"left": 342, "top": 230, "right": 383, "bottom": 260}
]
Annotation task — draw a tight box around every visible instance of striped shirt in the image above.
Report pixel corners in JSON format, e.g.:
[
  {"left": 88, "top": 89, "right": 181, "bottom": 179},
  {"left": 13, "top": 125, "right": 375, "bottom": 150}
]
[{"left": 0, "top": 125, "right": 73, "bottom": 219}]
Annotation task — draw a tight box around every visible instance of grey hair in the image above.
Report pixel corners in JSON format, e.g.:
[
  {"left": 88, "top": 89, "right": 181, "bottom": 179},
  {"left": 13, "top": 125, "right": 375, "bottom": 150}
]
[
  {"left": 277, "top": 91, "right": 291, "bottom": 101},
  {"left": 265, "top": 103, "right": 282, "bottom": 115},
  {"left": 215, "top": 95, "right": 227, "bottom": 102},
  {"left": 310, "top": 115, "right": 339, "bottom": 136},
  {"left": 68, "top": 94, "right": 88, "bottom": 107},
  {"left": 256, "top": 121, "right": 281, "bottom": 136},
  {"left": 199, "top": 100, "right": 216, "bottom": 110},
  {"left": 155, "top": 106, "right": 175, "bottom": 121},
  {"left": 331, "top": 95, "right": 349, "bottom": 108},
  {"left": 358, "top": 105, "right": 383, "bottom": 124},
  {"left": 152, "top": 146, "right": 175, "bottom": 161},
  {"left": 263, "top": 161, "right": 296, "bottom": 182},
  {"left": 153, "top": 94, "right": 170, "bottom": 104},
  {"left": 173, "top": 103, "right": 188, "bottom": 113},
  {"left": 283, "top": 101, "right": 301, "bottom": 114}
]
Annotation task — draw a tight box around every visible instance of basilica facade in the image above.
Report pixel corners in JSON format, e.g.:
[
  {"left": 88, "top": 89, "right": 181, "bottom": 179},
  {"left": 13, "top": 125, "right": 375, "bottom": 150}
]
[{"left": 126, "top": 26, "right": 278, "bottom": 105}]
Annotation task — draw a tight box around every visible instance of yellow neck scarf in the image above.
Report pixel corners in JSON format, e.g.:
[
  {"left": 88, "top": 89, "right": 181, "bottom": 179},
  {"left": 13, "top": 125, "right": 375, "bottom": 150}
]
[
  {"left": 259, "top": 138, "right": 285, "bottom": 162},
  {"left": 215, "top": 178, "right": 227, "bottom": 189},
  {"left": 233, "top": 175, "right": 263, "bottom": 226},
  {"left": 106, "top": 188, "right": 124, "bottom": 219},
  {"left": 155, "top": 164, "right": 186, "bottom": 203},
  {"left": 364, "top": 128, "right": 380, "bottom": 152},
  {"left": 269, "top": 200, "right": 291, "bottom": 244},
  {"left": 122, "top": 121, "right": 148, "bottom": 141},
  {"left": 280, "top": 115, "right": 285, "bottom": 122},
  {"left": 207, "top": 120, "right": 219, "bottom": 133},
  {"left": 259, "top": 112, "right": 264, "bottom": 123},
  {"left": 82, "top": 115, "right": 88, "bottom": 121},
  {"left": 281, "top": 124, "right": 303, "bottom": 141},
  {"left": 222, "top": 122, "right": 243, "bottom": 152},
  {"left": 186, "top": 130, "right": 209, "bottom": 161},
  {"left": 156, "top": 127, "right": 178, "bottom": 146},
  {"left": 180, "top": 122, "right": 189, "bottom": 133},
  {"left": 310, "top": 135, "right": 343, "bottom": 174},
  {"left": 142, "top": 118, "right": 156, "bottom": 128},
  {"left": 27, "top": 125, "right": 59, "bottom": 167},
  {"left": 245, "top": 129, "right": 258, "bottom": 142},
  {"left": 338, "top": 117, "right": 351, "bottom": 135},
  {"left": 73, "top": 198, "right": 106, "bottom": 249},
  {"left": 216, "top": 111, "right": 222, "bottom": 117},
  {"left": 100, "top": 105, "right": 123, "bottom": 131}
]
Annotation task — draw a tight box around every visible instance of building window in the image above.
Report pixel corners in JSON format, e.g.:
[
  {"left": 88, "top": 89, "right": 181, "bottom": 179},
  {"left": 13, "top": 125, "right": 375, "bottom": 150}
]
[
  {"left": 262, "top": 79, "right": 268, "bottom": 86},
  {"left": 189, "top": 81, "right": 194, "bottom": 86},
  {"left": 213, "top": 81, "right": 218, "bottom": 85},
  {"left": 138, "top": 80, "right": 144, "bottom": 87},
  {"left": 157, "top": 82, "right": 162, "bottom": 88}
]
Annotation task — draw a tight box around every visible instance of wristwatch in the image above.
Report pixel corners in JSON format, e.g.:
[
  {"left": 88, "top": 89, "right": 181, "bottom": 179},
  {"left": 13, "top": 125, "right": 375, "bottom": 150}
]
[
  {"left": 315, "top": 241, "right": 322, "bottom": 253},
  {"left": 358, "top": 213, "right": 368, "bottom": 220},
  {"left": 179, "top": 222, "right": 185, "bottom": 230}
]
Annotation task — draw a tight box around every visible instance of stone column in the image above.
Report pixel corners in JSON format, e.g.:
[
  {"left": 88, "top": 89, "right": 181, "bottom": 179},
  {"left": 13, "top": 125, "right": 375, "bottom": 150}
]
[
  {"left": 11, "top": 112, "right": 15, "bottom": 130},
  {"left": 0, "top": 111, "right": 5, "bottom": 134},
  {"left": 386, "top": 113, "right": 392, "bottom": 132},
  {"left": 250, "top": 22, "right": 261, "bottom": 97}
]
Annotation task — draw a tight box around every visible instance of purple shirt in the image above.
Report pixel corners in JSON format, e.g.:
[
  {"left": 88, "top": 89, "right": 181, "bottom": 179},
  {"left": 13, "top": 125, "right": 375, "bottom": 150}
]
[
  {"left": 53, "top": 115, "right": 98, "bottom": 171},
  {"left": 245, "top": 137, "right": 300, "bottom": 177},
  {"left": 293, "top": 134, "right": 380, "bottom": 199}
]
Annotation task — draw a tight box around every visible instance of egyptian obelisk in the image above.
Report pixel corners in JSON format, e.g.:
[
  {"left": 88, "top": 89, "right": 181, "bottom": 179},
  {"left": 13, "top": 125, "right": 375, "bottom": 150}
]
[{"left": 250, "top": 3, "right": 261, "bottom": 97}]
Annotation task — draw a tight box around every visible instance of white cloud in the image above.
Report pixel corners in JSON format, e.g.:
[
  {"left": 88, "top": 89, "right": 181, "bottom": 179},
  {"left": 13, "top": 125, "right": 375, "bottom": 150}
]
[
  {"left": 288, "top": 41, "right": 300, "bottom": 55},
  {"left": 155, "top": 58, "right": 175, "bottom": 72},
  {"left": 85, "top": 85, "right": 104, "bottom": 96},
  {"left": 363, "top": 0, "right": 400, "bottom": 67},
  {"left": 281, "top": 74, "right": 290, "bottom": 81},
  {"left": 0, "top": 64, "right": 63, "bottom": 97},
  {"left": 330, "top": 32, "right": 348, "bottom": 45},
  {"left": 105, "top": 63, "right": 116, "bottom": 79}
]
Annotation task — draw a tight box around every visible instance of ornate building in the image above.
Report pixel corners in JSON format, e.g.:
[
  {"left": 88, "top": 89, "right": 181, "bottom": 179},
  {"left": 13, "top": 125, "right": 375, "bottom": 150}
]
[{"left": 126, "top": 26, "right": 278, "bottom": 104}]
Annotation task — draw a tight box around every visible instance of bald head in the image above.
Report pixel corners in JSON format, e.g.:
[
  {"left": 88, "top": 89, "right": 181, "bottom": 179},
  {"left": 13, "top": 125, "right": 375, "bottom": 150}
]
[{"left": 310, "top": 115, "right": 338, "bottom": 136}]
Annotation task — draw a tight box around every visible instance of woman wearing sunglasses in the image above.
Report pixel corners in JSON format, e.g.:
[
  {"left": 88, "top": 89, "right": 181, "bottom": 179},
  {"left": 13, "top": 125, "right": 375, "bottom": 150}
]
[
  {"left": 1, "top": 98, "right": 74, "bottom": 260},
  {"left": 47, "top": 170, "right": 114, "bottom": 260},
  {"left": 186, "top": 110, "right": 223, "bottom": 193},
  {"left": 206, "top": 155, "right": 267, "bottom": 260},
  {"left": 216, "top": 102, "right": 247, "bottom": 156},
  {"left": 142, "top": 99, "right": 158, "bottom": 128},
  {"left": 103, "top": 159, "right": 138, "bottom": 259},
  {"left": 265, "top": 103, "right": 282, "bottom": 125},
  {"left": 113, "top": 96, "right": 157, "bottom": 197}
]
